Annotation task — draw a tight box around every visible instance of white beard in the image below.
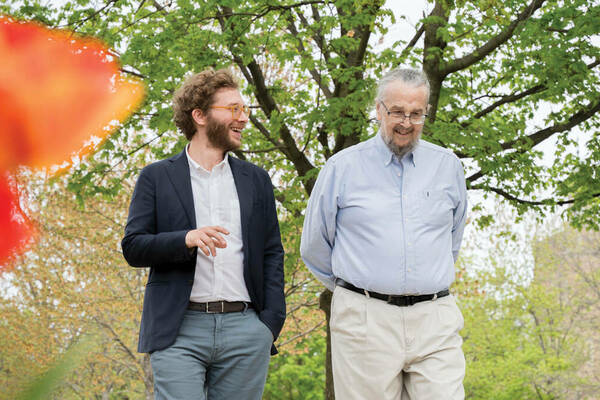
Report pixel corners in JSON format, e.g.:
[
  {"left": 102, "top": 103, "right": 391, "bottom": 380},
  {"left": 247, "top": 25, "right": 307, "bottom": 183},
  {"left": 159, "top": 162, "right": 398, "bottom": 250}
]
[{"left": 382, "top": 128, "right": 421, "bottom": 159}]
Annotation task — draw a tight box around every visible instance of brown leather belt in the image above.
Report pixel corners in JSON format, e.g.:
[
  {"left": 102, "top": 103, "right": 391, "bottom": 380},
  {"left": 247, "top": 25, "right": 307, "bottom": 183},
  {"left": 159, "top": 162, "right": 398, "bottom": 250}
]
[
  {"left": 335, "top": 278, "right": 449, "bottom": 307},
  {"left": 188, "top": 301, "right": 253, "bottom": 313}
]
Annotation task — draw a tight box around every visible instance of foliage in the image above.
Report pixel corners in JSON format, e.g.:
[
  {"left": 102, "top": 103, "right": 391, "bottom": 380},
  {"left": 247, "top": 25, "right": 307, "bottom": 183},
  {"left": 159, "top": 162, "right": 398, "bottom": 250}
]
[
  {"left": 16, "top": 338, "right": 92, "bottom": 400},
  {"left": 0, "top": 173, "right": 153, "bottom": 399},
  {"left": 263, "top": 333, "right": 326, "bottom": 400},
  {"left": 1, "top": 0, "right": 598, "bottom": 224},
  {"left": 457, "top": 224, "right": 600, "bottom": 399}
]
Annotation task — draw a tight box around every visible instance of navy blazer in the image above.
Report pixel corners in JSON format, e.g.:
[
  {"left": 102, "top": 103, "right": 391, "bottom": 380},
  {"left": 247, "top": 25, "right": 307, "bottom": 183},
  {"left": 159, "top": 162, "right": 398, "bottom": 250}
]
[{"left": 121, "top": 150, "right": 285, "bottom": 355}]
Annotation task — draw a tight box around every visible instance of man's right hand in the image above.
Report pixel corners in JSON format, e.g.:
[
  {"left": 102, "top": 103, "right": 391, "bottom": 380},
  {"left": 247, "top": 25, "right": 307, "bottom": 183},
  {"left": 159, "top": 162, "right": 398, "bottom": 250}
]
[{"left": 185, "top": 226, "right": 229, "bottom": 257}]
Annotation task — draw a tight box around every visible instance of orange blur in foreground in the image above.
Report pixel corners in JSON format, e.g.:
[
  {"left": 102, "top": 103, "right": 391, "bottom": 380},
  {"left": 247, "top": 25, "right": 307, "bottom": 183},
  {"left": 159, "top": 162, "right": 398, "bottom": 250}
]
[
  {"left": 0, "top": 174, "right": 33, "bottom": 268},
  {"left": 0, "top": 15, "right": 145, "bottom": 267}
]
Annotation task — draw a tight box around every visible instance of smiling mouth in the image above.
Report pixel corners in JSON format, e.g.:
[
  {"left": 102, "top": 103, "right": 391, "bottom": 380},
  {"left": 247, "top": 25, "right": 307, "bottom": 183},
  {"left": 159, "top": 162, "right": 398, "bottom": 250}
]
[{"left": 393, "top": 128, "right": 412, "bottom": 135}]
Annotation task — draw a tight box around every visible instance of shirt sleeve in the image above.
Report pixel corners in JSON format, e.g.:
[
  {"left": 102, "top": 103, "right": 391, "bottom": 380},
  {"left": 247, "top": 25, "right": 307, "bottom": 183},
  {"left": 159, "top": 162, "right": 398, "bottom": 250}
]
[
  {"left": 451, "top": 155, "right": 468, "bottom": 263},
  {"left": 300, "top": 160, "right": 340, "bottom": 291}
]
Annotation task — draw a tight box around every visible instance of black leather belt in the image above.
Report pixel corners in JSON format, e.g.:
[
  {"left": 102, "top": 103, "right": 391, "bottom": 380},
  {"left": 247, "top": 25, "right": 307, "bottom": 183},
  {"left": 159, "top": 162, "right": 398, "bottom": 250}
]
[
  {"left": 188, "top": 301, "right": 253, "bottom": 313},
  {"left": 335, "top": 278, "right": 449, "bottom": 307}
]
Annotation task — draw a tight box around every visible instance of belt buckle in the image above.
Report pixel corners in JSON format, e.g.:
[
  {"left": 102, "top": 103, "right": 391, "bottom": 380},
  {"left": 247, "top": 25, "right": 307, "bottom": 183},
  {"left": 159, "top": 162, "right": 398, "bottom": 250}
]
[
  {"left": 388, "top": 295, "right": 411, "bottom": 307},
  {"left": 205, "top": 302, "right": 224, "bottom": 313}
]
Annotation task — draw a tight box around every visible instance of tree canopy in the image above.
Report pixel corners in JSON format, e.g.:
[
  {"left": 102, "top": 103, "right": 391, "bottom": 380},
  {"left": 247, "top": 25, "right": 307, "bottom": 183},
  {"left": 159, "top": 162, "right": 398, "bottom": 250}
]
[{"left": 2, "top": 0, "right": 598, "bottom": 226}]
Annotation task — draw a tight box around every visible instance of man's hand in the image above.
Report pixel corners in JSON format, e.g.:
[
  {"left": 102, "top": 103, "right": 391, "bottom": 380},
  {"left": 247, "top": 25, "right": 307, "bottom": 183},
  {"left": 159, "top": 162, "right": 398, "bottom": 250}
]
[{"left": 185, "top": 226, "right": 229, "bottom": 257}]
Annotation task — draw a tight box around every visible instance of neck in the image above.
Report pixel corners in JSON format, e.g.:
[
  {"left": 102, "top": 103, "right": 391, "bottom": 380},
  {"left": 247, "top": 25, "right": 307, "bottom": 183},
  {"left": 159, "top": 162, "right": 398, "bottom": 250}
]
[{"left": 187, "top": 134, "right": 226, "bottom": 171}]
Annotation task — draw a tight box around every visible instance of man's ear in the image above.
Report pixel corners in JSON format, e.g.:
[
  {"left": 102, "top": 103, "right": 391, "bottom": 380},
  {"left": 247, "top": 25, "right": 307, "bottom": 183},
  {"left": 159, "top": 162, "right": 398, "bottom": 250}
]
[
  {"left": 375, "top": 101, "right": 382, "bottom": 122},
  {"left": 192, "top": 109, "right": 207, "bottom": 126}
]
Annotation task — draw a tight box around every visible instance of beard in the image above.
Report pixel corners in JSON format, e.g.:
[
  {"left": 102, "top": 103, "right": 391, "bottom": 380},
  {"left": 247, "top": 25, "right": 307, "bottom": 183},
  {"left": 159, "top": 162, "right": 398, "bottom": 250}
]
[
  {"left": 382, "top": 124, "right": 421, "bottom": 159},
  {"left": 205, "top": 114, "right": 241, "bottom": 152}
]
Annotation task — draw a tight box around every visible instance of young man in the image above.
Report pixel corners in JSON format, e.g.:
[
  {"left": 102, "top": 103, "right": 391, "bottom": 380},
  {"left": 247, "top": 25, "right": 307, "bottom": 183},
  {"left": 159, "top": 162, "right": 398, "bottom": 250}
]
[
  {"left": 122, "top": 69, "right": 285, "bottom": 400},
  {"left": 301, "top": 68, "right": 468, "bottom": 399}
]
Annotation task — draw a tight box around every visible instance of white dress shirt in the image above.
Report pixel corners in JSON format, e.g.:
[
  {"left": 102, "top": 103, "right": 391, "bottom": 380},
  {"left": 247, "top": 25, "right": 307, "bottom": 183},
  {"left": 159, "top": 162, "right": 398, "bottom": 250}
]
[{"left": 186, "top": 146, "right": 250, "bottom": 302}]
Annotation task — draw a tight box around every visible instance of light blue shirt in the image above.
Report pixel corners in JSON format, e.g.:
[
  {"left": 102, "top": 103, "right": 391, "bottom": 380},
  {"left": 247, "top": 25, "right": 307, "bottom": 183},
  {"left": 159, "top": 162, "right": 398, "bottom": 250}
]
[{"left": 300, "top": 133, "right": 468, "bottom": 295}]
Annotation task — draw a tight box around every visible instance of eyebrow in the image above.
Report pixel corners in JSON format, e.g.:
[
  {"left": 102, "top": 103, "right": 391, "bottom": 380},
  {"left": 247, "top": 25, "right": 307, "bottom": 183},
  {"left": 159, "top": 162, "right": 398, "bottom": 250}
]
[{"left": 389, "top": 107, "right": 423, "bottom": 113}]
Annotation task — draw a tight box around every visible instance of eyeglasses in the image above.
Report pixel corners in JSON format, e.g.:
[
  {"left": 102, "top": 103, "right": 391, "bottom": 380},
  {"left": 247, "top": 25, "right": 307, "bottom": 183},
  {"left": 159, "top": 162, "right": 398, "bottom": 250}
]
[
  {"left": 379, "top": 101, "right": 427, "bottom": 125},
  {"left": 209, "top": 104, "right": 251, "bottom": 119}
]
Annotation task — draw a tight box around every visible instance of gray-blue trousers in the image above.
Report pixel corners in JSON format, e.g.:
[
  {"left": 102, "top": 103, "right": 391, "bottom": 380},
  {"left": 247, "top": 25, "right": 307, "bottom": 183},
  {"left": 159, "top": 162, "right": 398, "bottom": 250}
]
[{"left": 150, "top": 309, "right": 273, "bottom": 400}]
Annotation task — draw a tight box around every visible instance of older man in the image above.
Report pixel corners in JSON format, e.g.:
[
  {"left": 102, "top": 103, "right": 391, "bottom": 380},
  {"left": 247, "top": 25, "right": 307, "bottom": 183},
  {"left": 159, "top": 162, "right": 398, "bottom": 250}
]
[
  {"left": 301, "top": 68, "right": 468, "bottom": 399},
  {"left": 122, "top": 69, "right": 285, "bottom": 400}
]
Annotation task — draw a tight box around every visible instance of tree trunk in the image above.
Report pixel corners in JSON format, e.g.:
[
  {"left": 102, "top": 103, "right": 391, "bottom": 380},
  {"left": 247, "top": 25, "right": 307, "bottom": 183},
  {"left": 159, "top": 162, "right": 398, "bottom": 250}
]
[{"left": 319, "top": 289, "right": 334, "bottom": 400}]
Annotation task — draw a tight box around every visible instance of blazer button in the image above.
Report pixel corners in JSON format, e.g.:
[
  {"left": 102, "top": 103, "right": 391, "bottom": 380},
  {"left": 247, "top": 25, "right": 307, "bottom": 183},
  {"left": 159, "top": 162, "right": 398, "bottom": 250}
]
[{"left": 188, "top": 280, "right": 194, "bottom": 285}]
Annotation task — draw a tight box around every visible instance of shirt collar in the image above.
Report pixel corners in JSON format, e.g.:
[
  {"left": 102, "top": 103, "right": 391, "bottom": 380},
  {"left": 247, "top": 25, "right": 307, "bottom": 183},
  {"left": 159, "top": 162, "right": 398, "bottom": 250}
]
[
  {"left": 376, "top": 131, "right": 417, "bottom": 167},
  {"left": 185, "top": 144, "right": 229, "bottom": 174},
  {"left": 408, "top": 143, "right": 418, "bottom": 167},
  {"left": 375, "top": 131, "right": 395, "bottom": 166}
]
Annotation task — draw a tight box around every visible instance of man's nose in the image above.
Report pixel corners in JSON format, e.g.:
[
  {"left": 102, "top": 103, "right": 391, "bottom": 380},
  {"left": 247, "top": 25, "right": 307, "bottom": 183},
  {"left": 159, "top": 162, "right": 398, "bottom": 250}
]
[
  {"left": 237, "top": 109, "right": 249, "bottom": 122},
  {"left": 399, "top": 115, "right": 412, "bottom": 127}
]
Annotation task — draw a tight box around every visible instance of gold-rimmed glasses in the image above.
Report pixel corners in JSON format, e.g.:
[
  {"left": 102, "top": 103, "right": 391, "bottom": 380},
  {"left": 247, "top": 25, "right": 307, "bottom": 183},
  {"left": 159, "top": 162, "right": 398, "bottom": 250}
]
[
  {"left": 210, "top": 104, "right": 251, "bottom": 119},
  {"left": 379, "top": 101, "right": 427, "bottom": 125}
]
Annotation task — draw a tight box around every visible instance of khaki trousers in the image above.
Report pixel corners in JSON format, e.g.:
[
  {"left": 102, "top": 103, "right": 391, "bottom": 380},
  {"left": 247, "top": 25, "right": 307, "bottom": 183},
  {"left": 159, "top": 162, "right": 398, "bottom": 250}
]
[{"left": 330, "top": 286, "right": 465, "bottom": 400}]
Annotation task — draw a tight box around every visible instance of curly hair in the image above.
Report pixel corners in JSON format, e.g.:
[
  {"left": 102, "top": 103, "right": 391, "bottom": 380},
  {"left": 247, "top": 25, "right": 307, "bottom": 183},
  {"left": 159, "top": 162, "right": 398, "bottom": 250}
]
[{"left": 172, "top": 69, "right": 239, "bottom": 140}]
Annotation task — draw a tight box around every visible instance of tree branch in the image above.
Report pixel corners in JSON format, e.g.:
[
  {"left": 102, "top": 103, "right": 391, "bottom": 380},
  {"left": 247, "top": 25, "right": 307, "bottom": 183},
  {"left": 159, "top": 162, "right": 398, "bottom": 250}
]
[
  {"left": 278, "top": 320, "right": 326, "bottom": 347},
  {"left": 114, "top": 1, "right": 172, "bottom": 36},
  {"left": 62, "top": 0, "right": 117, "bottom": 31},
  {"left": 441, "top": 0, "right": 546, "bottom": 76},
  {"left": 462, "top": 58, "right": 599, "bottom": 127},
  {"left": 215, "top": 1, "right": 325, "bottom": 19},
  {"left": 120, "top": 67, "right": 148, "bottom": 80},
  {"left": 218, "top": 7, "right": 316, "bottom": 192},
  {"left": 400, "top": 23, "right": 425, "bottom": 58},
  {"left": 468, "top": 84, "right": 546, "bottom": 123},
  {"left": 285, "top": 15, "right": 333, "bottom": 98},
  {"left": 470, "top": 184, "right": 600, "bottom": 206},
  {"left": 466, "top": 97, "right": 600, "bottom": 182},
  {"left": 306, "top": 5, "right": 331, "bottom": 63},
  {"left": 239, "top": 145, "right": 286, "bottom": 154},
  {"left": 332, "top": 2, "right": 383, "bottom": 153},
  {"left": 317, "top": 125, "right": 331, "bottom": 159},
  {"left": 502, "top": 99, "right": 600, "bottom": 151}
]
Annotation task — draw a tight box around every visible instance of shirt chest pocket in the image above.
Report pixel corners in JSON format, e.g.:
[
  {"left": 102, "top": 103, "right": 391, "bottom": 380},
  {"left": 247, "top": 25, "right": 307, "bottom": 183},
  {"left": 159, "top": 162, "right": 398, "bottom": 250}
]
[
  {"left": 415, "top": 189, "right": 453, "bottom": 227},
  {"left": 216, "top": 197, "right": 241, "bottom": 228}
]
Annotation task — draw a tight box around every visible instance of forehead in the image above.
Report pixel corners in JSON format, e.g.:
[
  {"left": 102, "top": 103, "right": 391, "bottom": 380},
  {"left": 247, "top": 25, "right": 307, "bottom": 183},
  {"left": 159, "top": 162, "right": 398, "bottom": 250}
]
[
  {"left": 381, "top": 81, "right": 428, "bottom": 110},
  {"left": 212, "top": 87, "right": 243, "bottom": 105}
]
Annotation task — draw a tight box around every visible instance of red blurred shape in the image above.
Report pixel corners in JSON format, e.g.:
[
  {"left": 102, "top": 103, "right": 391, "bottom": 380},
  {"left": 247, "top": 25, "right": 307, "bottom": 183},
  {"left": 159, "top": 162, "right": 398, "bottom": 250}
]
[{"left": 0, "top": 174, "right": 34, "bottom": 268}]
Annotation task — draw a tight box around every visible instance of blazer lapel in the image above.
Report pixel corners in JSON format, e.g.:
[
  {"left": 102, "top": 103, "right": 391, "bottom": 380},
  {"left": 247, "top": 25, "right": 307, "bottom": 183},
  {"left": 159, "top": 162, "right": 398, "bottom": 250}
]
[
  {"left": 166, "top": 149, "right": 196, "bottom": 229},
  {"left": 229, "top": 156, "right": 253, "bottom": 251}
]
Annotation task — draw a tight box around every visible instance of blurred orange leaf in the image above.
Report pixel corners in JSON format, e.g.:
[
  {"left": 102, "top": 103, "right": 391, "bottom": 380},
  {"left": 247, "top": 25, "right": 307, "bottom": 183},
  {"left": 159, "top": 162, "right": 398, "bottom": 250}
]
[{"left": 0, "top": 15, "right": 144, "bottom": 170}]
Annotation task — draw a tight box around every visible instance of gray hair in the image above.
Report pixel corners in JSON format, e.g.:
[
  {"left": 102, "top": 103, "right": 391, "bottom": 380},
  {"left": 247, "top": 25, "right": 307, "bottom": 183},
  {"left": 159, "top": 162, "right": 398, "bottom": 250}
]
[{"left": 375, "top": 68, "right": 430, "bottom": 103}]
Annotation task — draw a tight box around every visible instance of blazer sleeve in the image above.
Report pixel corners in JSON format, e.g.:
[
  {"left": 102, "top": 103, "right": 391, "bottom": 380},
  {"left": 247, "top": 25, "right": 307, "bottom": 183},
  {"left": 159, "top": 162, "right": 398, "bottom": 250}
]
[
  {"left": 258, "top": 170, "right": 286, "bottom": 341},
  {"left": 121, "top": 166, "right": 195, "bottom": 267}
]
